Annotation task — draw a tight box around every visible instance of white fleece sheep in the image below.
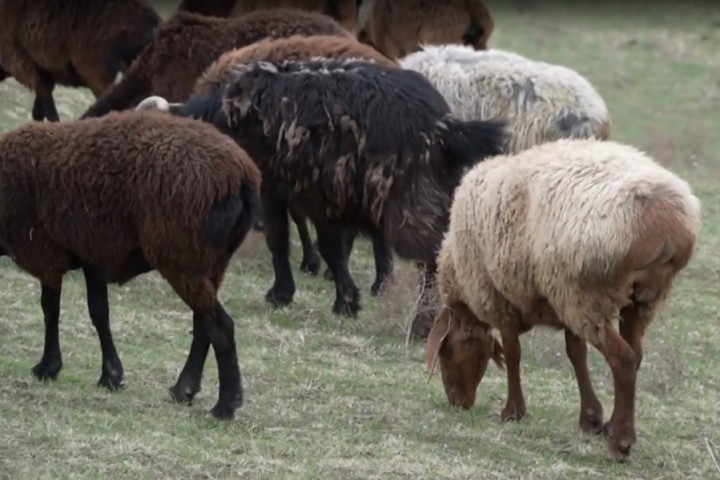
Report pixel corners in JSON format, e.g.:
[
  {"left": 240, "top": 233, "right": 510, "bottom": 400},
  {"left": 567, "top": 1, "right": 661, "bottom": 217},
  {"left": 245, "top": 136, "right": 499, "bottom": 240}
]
[
  {"left": 399, "top": 44, "right": 611, "bottom": 153},
  {"left": 425, "top": 138, "right": 701, "bottom": 461}
]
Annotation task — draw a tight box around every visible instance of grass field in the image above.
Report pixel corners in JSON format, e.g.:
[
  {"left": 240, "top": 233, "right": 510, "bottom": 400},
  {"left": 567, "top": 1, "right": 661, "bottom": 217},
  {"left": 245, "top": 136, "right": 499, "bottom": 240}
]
[{"left": 1, "top": 1, "right": 719, "bottom": 478}]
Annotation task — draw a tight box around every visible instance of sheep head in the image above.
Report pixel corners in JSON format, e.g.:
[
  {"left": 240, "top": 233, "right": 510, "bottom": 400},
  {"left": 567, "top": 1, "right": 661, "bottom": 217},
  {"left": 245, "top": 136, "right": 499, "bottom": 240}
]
[{"left": 426, "top": 303, "right": 504, "bottom": 409}]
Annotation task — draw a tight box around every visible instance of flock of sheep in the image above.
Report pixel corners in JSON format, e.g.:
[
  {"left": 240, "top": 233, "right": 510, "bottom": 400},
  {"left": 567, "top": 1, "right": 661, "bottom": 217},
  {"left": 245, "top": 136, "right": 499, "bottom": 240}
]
[{"left": 0, "top": 0, "right": 703, "bottom": 463}]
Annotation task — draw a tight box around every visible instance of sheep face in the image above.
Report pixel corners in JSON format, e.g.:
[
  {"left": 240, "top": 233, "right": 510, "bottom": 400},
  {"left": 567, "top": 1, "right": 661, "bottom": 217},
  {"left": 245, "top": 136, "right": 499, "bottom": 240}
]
[{"left": 426, "top": 303, "right": 504, "bottom": 409}]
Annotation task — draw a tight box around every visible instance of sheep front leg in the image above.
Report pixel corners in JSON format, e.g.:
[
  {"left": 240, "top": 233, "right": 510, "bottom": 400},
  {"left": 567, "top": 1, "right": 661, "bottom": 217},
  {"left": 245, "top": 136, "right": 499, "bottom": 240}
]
[
  {"left": 31, "top": 281, "right": 63, "bottom": 381},
  {"left": 500, "top": 329, "right": 526, "bottom": 422},
  {"left": 83, "top": 265, "right": 124, "bottom": 390},
  {"left": 564, "top": 329, "right": 604, "bottom": 433},
  {"left": 316, "top": 222, "right": 361, "bottom": 317},
  {"left": 592, "top": 323, "right": 638, "bottom": 461},
  {"left": 263, "top": 193, "right": 296, "bottom": 307},
  {"left": 169, "top": 312, "right": 210, "bottom": 404}
]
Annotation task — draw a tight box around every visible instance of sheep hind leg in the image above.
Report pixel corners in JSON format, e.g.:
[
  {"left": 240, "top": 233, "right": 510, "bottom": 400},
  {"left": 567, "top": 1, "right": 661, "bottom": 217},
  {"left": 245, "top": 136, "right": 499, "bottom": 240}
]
[
  {"left": 83, "top": 265, "right": 124, "bottom": 391},
  {"left": 369, "top": 231, "right": 393, "bottom": 297},
  {"left": 166, "top": 275, "right": 242, "bottom": 420},
  {"left": 564, "top": 329, "right": 604, "bottom": 433},
  {"left": 290, "top": 206, "right": 321, "bottom": 276},
  {"left": 31, "top": 280, "right": 63, "bottom": 381},
  {"left": 316, "top": 223, "right": 360, "bottom": 317},
  {"left": 591, "top": 323, "right": 638, "bottom": 462},
  {"left": 619, "top": 299, "right": 659, "bottom": 372},
  {"left": 169, "top": 312, "right": 210, "bottom": 404},
  {"left": 499, "top": 329, "right": 527, "bottom": 422}
]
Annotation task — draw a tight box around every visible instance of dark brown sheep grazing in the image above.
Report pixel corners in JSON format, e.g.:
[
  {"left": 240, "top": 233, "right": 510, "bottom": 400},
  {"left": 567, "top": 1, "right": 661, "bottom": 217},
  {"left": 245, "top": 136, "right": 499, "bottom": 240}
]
[
  {"left": 358, "top": 0, "right": 494, "bottom": 59},
  {"left": 80, "top": 8, "right": 353, "bottom": 119},
  {"left": 0, "top": 110, "right": 262, "bottom": 420},
  {"left": 192, "top": 34, "right": 398, "bottom": 293},
  {"left": 176, "top": 0, "right": 358, "bottom": 32},
  {"left": 141, "top": 58, "right": 507, "bottom": 336},
  {"left": 0, "top": 0, "right": 160, "bottom": 122}
]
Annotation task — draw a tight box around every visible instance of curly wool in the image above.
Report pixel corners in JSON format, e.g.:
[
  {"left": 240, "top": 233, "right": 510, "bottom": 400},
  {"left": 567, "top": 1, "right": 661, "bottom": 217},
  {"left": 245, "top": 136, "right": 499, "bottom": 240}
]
[{"left": 400, "top": 44, "right": 611, "bottom": 153}]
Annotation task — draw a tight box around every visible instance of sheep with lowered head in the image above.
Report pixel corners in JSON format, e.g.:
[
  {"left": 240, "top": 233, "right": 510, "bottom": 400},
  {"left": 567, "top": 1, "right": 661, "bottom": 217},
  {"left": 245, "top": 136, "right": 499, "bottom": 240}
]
[
  {"left": 400, "top": 44, "right": 611, "bottom": 153},
  {"left": 0, "top": 110, "right": 262, "bottom": 420},
  {"left": 138, "top": 58, "right": 507, "bottom": 337},
  {"left": 80, "top": 8, "right": 352, "bottom": 119},
  {"left": 426, "top": 138, "right": 701, "bottom": 461}
]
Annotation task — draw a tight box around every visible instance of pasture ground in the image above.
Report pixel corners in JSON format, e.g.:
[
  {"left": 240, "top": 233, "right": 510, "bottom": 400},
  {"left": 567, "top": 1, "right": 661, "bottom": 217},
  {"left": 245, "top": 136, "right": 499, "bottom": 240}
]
[{"left": 0, "top": 1, "right": 719, "bottom": 478}]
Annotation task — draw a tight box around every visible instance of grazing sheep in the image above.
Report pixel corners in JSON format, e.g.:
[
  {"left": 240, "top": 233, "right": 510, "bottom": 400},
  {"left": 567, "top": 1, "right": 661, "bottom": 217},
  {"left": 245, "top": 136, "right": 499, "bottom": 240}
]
[
  {"left": 175, "top": 0, "right": 358, "bottom": 32},
  {"left": 140, "top": 58, "right": 507, "bottom": 336},
  {"left": 80, "top": 9, "right": 352, "bottom": 119},
  {"left": 358, "top": 0, "right": 494, "bottom": 59},
  {"left": 0, "top": 110, "right": 262, "bottom": 420},
  {"left": 0, "top": 0, "right": 160, "bottom": 122},
  {"left": 425, "top": 138, "right": 701, "bottom": 461},
  {"left": 400, "top": 45, "right": 611, "bottom": 153},
  {"left": 194, "top": 34, "right": 398, "bottom": 290}
]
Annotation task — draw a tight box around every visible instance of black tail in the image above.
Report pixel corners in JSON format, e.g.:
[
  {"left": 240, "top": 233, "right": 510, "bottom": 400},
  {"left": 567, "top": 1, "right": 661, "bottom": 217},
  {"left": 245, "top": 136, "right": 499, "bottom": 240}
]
[
  {"left": 204, "top": 183, "right": 262, "bottom": 254},
  {"left": 439, "top": 116, "right": 508, "bottom": 170},
  {"left": 80, "top": 57, "right": 153, "bottom": 119}
]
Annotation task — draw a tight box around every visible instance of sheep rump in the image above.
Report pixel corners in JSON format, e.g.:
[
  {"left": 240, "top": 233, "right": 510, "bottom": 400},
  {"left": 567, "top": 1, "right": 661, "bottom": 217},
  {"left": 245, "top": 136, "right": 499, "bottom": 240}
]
[
  {"left": 0, "top": 110, "right": 262, "bottom": 420},
  {"left": 426, "top": 138, "right": 700, "bottom": 460},
  {"left": 400, "top": 44, "right": 611, "bottom": 153},
  {"left": 0, "top": 0, "right": 160, "bottom": 121},
  {"left": 80, "top": 8, "right": 352, "bottom": 119}
]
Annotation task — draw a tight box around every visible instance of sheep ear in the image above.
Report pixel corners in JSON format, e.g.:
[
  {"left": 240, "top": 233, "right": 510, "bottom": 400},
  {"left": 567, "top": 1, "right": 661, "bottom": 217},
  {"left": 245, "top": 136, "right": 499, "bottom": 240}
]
[{"left": 425, "top": 308, "right": 453, "bottom": 379}]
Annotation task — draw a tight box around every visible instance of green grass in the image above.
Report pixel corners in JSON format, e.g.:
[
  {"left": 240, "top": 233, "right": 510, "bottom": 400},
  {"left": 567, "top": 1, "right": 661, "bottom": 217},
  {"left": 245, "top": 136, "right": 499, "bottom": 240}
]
[{"left": 1, "top": 1, "right": 719, "bottom": 478}]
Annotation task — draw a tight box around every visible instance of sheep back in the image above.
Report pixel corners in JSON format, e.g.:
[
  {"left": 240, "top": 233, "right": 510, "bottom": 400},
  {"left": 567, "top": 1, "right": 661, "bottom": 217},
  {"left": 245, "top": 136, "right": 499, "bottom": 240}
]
[
  {"left": 0, "top": 110, "right": 261, "bottom": 282},
  {"left": 442, "top": 138, "right": 700, "bottom": 343},
  {"left": 194, "top": 34, "right": 398, "bottom": 96},
  {"left": 400, "top": 45, "right": 611, "bottom": 153}
]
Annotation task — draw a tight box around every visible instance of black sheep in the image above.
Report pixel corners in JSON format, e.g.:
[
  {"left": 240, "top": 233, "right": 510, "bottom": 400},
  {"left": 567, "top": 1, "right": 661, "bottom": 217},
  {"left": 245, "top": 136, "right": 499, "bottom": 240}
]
[{"left": 139, "top": 58, "right": 507, "bottom": 337}]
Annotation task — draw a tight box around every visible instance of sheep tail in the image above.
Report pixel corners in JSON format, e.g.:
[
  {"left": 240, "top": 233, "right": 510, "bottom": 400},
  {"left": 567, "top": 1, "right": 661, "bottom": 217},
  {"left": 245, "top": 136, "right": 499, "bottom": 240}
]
[
  {"left": 438, "top": 116, "right": 508, "bottom": 169},
  {"left": 80, "top": 61, "right": 152, "bottom": 119},
  {"left": 203, "top": 183, "right": 262, "bottom": 254}
]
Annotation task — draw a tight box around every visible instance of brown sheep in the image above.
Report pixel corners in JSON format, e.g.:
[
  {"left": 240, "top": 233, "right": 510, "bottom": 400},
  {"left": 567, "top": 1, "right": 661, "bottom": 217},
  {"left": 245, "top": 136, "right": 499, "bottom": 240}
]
[
  {"left": 425, "top": 139, "right": 701, "bottom": 460},
  {"left": 0, "top": 110, "right": 262, "bottom": 420},
  {"left": 80, "top": 8, "right": 353, "bottom": 119},
  {"left": 192, "top": 34, "right": 398, "bottom": 290},
  {"left": 358, "top": 0, "right": 494, "bottom": 59},
  {"left": 176, "top": 0, "right": 358, "bottom": 32},
  {"left": 0, "top": 0, "right": 160, "bottom": 122}
]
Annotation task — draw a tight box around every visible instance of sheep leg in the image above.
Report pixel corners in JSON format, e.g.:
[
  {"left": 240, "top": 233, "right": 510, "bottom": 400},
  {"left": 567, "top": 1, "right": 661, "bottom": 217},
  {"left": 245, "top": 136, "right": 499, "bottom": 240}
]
[
  {"left": 564, "top": 329, "right": 604, "bottom": 433},
  {"left": 591, "top": 323, "right": 638, "bottom": 462},
  {"left": 619, "top": 301, "right": 656, "bottom": 371},
  {"left": 169, "top": 312, "right": 210, "bottom": 404},
  {"left": 83, "top": 265, "right": 124, "bottom": 391},
  {"left": 410, "top": 264, "right": 440, "bottom": 339},
  {"left": 315, "top": 223, "right": 361, "bottom": 317},
  {"left": 35, "top": 76, "right": 59, "bottom": 122},
  {"left": 31, "top": 281, "right": 63, "bottom": 381},
  {"left": 369, "top": 230, "right": 394, "bottom": 297},
  {"left": 499, "top": 330, "right": 526, "bottom": 422},
  {"left": 322, "top": 226, "right": 357, "bottom": 281},
  {"left": 263, "top": 195, "right": 296, "bottom": 307},
  {"left": 290, "top": 206, "right": 321, "bottom": 276},
  {"left": 166, "top": 275, "right": 242, "bottom": 420}
]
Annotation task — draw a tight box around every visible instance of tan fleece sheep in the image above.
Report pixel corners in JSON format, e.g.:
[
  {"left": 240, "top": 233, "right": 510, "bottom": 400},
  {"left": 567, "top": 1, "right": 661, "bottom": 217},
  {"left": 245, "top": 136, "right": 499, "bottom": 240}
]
[
  {"left": 425, "top": 138, "right": 701, "bottom": 462},
  {"left": 400, "top": 44, "right": 611, "bottom": 154}
]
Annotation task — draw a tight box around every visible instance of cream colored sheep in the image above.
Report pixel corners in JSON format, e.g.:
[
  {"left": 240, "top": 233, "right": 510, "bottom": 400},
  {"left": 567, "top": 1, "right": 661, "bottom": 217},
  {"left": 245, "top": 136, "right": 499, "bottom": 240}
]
[
  {"left": 425, "top": 138, "right": 701, "bottom": 462},
  {"left": 399, "top": 44, "right": 611, "bottom": 153}
]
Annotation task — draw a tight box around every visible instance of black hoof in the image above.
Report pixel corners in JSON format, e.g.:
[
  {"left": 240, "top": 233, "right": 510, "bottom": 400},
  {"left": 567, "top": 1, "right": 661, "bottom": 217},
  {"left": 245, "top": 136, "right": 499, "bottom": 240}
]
[
  {"left": 98, "top": 369, "right": 124, "bottom": 391},
  {"left": 31, "top": 356, "right": 62, "bottom": 381},
  {"left": 168, "top": 382, "right": 200, "bottom": 404},
  {"left": 209, "top": 392, "right": 243, "bottom": 420},
  {"left": 370, "top": 276, "right": 392, "bottom": 297},
  {"left": 323, "top": 267, "right": 334, "bottom": 281},
  {"left": 265, "top": 286, "right": 294, "bottom": 307},
  {"left": 332, "top": 297, "right": 360, "bottom": 317},
  {"left": 299, "top": 255, "right": 321, "bottom": 276}
]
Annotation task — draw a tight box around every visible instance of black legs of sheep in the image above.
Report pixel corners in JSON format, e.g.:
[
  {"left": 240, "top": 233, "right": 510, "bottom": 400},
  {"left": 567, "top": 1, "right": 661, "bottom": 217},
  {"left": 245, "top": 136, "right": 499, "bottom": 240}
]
[
  {"left": 31, "top": 283, "right": 63, "bottom": 381},
  {"left": 316, "top": 222, "right": 361, "bottom": 316}
]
